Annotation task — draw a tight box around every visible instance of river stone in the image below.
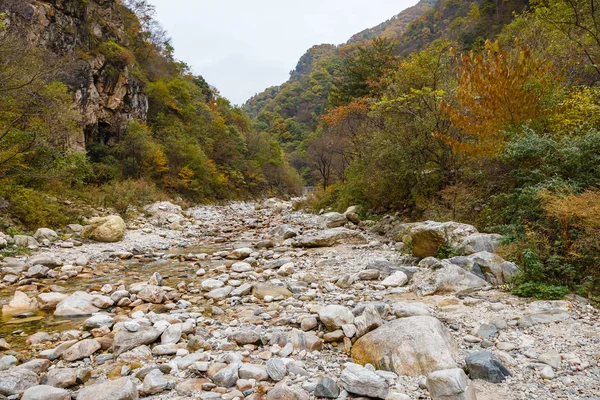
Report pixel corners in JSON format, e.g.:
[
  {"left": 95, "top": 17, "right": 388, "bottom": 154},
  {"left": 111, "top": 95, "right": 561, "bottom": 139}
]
[
  {"left": 351, "top": 316, "right": 457, "bottom": 376},
  {"left": 465, "top": 351, "right": 511, "bottom": 383},
  {"left": 14, "top": 235, "right": 39, "bottom": 248},
  {"left": 113, "top": 327, "right": 161, "bottom": 356},
  {"left": 201, "top": 279, "right": 224, "bottom": 291},
  {"left": 231, "top": 262, "right": 252, "bottom": 272},
  {"left": 269, "top": 224, "right": 297, "bottom": 239},
  {"left": 266, "top": 358, "right": 286, "bottom": 381},
  {"left": 230, "top": 330, "right": 260, "bottom": 345},
  {"left": 65, "top": 224, "right": 84, "bottom": 234},
  {"left": 29, "top": 255, "right": 62, "bottom": 268},
  {"left": 33, "top": 228, "right": 58, "bottom": 242},
  {"left": 136, "top": 285, "right": 165, "bottom": 304},
  {"left": 205, "top": 286, "right": 233, "bottom": 300},
  {"left": 267, "top": 384, "right": 309, "bottom": 400},
  {"left": 2, "top": 291, "right": 39, "bottom": 314},
  {"left": 62, "top": 339, "right": 101, "bottom": 361},
  {"left": 339, "top": 363, "right": 389, "bottom": 399},
  {"left": 0, "top": 355, "right": 17, "bottom": 370},
  {"left": 355, "top": 304, "right": 383, "bottom": 337},
  {"left": 391, "top": 302, "right": 431, "bottom": 318},
  {"left": 314, "top": 377, "right": 340, "bottom": 398},
  {"left": 239, "top": 363, "right": 269, "bottom": 381},
  {"left": 539, "top": 350, "right": 562, "bottom": 369},
  {"left": 77, "top": 377, "right": 138, "bottom": 400},
  {"left": 426, "top": 368, "right": 477, "bottom": 400},
  {"left": 230, "top": 283, "right": 252, "bottom": 297},
  {"left": 21, "top": 385, "right": 70, "bottom": 400},
  {"left": 269, "top": 329, "right": 323, "bottom": 352},
  {"left": 462, "top": 233, "right": 501, "bottom": 255},
  {"left": 83, "top": 313, "right": 114, "bottom": 330},
  {"left": 292, "top": 228, "right": 367, "bottom": 248},
  {"left": 82, "top": 216, "right": 126, "bottom": 243},
  {"left": 142, "top": 369, "right": 168, "bottom": 395},
  {"left": 54, "top": 292, "right": 99, "bottom": 317},
  {"left": 320, "top": 212, "right": 348, "bottom": 228},
  {"left": 398, "top": 221, "right": 477, "bottom": 257},
  {"left": 252, "top": 283, "right": 292, "bottom": 300},
  {"left": 161, "top": 323, "right": 182, "bottom": 345},
  {"left": 212, "top": 363, "right": 240, "bottom": 387},
  {"left": 24, "top": 265, "right": 49, "bottom": 278},
  {"left": 318, "top": 305, "right": 354, "bottom": 331},
  {"left": 411, "top": 260, "right": 490, "bottom": 296},
  {"left": 227, "top": 247, "right": 253, "bottom": 260},
  {"left": 40, "top": 294, "right": 68, "bottom": 311},
  {"left": 466, "top": 252, "right": 518, "bottom": 285},
  {"left": 381, "top": 271, "right": 408, "bottom": 287},
  {"left": 46, "top": 368, "right": 77, "bottom": 388},
  {"left": 0, "top": 368, "right": 39, "bottom": 396},
  {"left": 41, "top": 340, "right": 78, "bottom": 361}
]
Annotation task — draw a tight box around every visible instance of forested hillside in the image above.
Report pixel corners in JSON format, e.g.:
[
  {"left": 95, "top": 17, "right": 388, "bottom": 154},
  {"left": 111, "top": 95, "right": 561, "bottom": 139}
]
[
  {"left": 243, "top": 0, "right": 526, "bottom": 181},
  {"left": 0, "top": 0, "right": 301, "bottom": 229},
  {"left": 247, "top": 0, "right": 600, "bottom": 298}
]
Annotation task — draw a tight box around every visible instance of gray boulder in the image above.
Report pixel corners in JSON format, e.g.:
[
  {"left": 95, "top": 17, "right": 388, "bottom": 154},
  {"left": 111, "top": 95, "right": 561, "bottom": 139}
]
[
  {"left": 320, "top": 212, "right": 348, "bottom": 228},
  {"left": 77, "top": 377, "right": 138, "bottom": 400},
  {"left": 465, "top": 252, "right": 518, "bottom": 285},
  {"left": 14, "top": 235, "right": 39, "bottom": 248},
  {"left": 465, "top": 351, "right": 511, "bottom": 383},
  {"left": 351, "top": 316, "right": 457, "bottom": 376},
  {"left": 461, "top": 233, "right": 501, "bottom": 255},
  {"left": 113, "top": 327, "right": 161, "bottom": 356},
  {"left": 427, "top": 368, "right": 477, "bottom": 400},
  {"left": 292, "top": 228, "right": 367, "bottom": 248},
  {"left": 54, "top": 292, "right": 99, "bottom": 317},
  {"left": 318, "top": 305, "right": 354, "bottom": 331},
  {"left": 268, "top": 224, "right": 297, "bottom": 239},
  {"left": 22, "top": 385, "right": 70, "bottom": 400},
  {"left": 398, "top": 221, "right": 477, "bottom": 258},
  {"left": 33, "top": 228, "right": 58, "bottom": 242},
  {"left": 82, "top": 215, "right": 126, "bottom": 243},
  {"left": 0, "top": 368, "right": 39, "bottom": 396},
  {"left": 411, "top": 259, "right": 490, "bottom": 296},
  {"left": 339, "top": 363, "right": 389, "bottom": 399}
]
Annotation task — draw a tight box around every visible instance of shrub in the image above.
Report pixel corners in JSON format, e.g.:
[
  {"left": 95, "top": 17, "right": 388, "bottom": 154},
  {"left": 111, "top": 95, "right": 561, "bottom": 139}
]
[
  {"left": 0, "top": 183, "right": 82, "bottom": 231},
  {"left": 512, "top": 282, "right": 569, "bottom": 300},
  {"left": 82, "top": 179, "right": 165, "bottom": 215}
]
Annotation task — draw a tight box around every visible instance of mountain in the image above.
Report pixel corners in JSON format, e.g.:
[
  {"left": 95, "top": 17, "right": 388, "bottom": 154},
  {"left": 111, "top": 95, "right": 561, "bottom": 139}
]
[
  {"left": 243, "top": 0, "right": 527, "bottom": 160},
  {"left": 347, "top": 0, "right": 437, "bottom": 44}
]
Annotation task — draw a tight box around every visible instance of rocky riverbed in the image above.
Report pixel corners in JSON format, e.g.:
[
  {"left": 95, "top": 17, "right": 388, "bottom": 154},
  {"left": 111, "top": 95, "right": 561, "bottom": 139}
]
[{"left": 0, "top": 199, "right": 599, "bottom": 400}]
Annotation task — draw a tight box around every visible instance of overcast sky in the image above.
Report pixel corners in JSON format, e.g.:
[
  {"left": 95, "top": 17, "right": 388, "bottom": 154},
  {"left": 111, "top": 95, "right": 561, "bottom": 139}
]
[{"left": 148, "top": 0, "right": 418, "bottom": 105}]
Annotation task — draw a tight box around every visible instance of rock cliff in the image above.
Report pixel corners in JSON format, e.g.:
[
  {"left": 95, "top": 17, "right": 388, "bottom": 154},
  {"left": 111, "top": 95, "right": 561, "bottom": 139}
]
[{"left": 0, "top": 0, "right": 148, "bottom": 150}]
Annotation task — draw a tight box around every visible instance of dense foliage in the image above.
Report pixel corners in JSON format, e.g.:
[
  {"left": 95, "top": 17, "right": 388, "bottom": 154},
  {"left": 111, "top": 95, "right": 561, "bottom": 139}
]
[
  {"left": 246, "top": 0, "right": 600, "bottom": 298},
  {"left": 0, "top": 2, "right": 301, "bottom": 230}
]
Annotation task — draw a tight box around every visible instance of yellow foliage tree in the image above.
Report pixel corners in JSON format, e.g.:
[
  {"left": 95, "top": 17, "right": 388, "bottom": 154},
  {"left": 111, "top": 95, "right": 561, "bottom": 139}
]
[
  {"left": 539, "top": 189, "right": 600, "bottom": 251},
  {"left": 440, "top": 40, "right": 553, "bottom": 156}
]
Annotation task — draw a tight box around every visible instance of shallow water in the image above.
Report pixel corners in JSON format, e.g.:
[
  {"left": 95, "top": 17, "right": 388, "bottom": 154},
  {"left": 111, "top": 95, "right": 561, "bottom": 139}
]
[{"left": 0, "top": 253, "right": 219, "bottom": 351}]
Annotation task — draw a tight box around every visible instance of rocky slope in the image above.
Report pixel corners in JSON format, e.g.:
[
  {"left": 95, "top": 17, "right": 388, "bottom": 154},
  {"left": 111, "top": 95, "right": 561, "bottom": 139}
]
[
  {"left": 0, "top": 201, "right": 598, "bottom": 400},
  {"left": 0, "top": 0, "right": 148, "bottom": 150}
]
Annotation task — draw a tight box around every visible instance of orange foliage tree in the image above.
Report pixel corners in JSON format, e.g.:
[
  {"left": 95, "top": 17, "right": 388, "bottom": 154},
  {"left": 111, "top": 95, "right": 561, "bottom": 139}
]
[{"left": 440, "top": 40, "right": 554, "bottom": 156}]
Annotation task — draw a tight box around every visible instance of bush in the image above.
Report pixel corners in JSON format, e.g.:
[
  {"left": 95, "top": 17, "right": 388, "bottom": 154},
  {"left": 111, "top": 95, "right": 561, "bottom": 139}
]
[
  {"left": 0, "top": 183, "right": 83, "bottom": 231},
  {"left": 512, "top": 282, "right": 569, "bottom": 300},
  {"left": 81, "top": 179, "right": 165, "bottom": 215}
]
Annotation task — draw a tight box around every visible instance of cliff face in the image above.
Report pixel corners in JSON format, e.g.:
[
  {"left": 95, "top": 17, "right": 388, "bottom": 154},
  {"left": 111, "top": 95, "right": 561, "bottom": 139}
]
[{"left": 0, "top": 0, "right": 148, "bottom": 150}]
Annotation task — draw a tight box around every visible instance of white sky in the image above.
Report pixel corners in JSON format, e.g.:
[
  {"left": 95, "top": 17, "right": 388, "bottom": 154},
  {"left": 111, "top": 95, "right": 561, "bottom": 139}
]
[{"left": 148, "top": 0, "right": 419, "bottom": 105}]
